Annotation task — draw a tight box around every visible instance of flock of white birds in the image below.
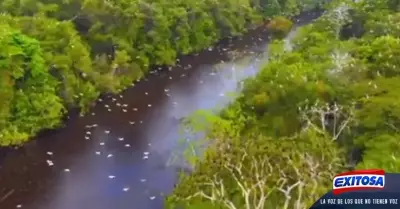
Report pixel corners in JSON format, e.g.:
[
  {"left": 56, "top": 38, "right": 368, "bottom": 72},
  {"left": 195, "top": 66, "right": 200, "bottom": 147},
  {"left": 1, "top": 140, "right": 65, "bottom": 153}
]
[{"left": 28, "top": 34, "right": 268, "bottom": 209}]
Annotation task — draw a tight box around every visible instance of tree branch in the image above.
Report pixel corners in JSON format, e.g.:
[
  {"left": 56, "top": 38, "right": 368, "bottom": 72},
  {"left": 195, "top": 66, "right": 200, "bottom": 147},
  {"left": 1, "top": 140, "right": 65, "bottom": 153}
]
[{"left": 299, "top": 100, "right": 354, "bottom": 140}]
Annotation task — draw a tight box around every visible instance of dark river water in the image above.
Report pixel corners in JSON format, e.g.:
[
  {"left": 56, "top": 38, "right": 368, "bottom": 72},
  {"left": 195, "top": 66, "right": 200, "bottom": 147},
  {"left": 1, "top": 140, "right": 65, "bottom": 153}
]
[{"left": 0, "top": 11, "right": 321, "bottom": 209}]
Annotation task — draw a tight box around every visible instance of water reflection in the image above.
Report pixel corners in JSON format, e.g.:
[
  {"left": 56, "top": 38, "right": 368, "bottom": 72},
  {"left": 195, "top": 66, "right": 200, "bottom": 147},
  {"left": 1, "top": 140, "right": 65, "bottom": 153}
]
[{"left": 0, "top": 11, "right": 321, "bottom": 209}]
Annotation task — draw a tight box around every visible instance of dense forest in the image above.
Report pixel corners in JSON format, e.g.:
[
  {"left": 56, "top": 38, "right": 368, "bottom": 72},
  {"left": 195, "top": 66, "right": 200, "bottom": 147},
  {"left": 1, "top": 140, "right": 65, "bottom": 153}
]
[
  {"left": 166, "top": 0, "right": 400, "bottom": 208},
  {"left": 2, "top": 0, "right": 399, "bottom": 207},
  {"left": 0, "top": 0, "right": 326, "bottom": 146}
]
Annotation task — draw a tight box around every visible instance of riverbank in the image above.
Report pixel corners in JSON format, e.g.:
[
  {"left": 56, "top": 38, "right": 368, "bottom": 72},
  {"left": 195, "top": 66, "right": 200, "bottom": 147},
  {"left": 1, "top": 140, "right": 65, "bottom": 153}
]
[
  {"left": 166, "top": 0, "right": 400, "bottom": 208},
  {"left": 0, "top": 0, "right": 325, "bottom": 147},
  {"left": 0, "top": 13, "right": 297, "bottom": 208},
  {"left": 0, "top": 12, "right": 323, "bottom": 167},
  {"left": 0, "top": 7, "right": 324, "bottom": 156},
  {"left": 0, "top": 5, "right": 330, "bottom": 209}
]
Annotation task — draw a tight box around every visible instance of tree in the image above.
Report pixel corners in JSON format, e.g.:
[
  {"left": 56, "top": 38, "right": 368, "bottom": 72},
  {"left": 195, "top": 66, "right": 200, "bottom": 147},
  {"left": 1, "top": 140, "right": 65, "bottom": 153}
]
[
  {"left": 166, "top": 129, "right": 345, "bottom": 209},
  {"left": 0, "top": 23, "right": 64, "bottom": 145},
  {"left": 0, "top": 0, "right": 326, "bottom": 146},
  {"left": 266, "top": 16, "right": 294, "bottom": 38},
  {"left": 169, "top": 1, "right": 400, "bottom": 208}
]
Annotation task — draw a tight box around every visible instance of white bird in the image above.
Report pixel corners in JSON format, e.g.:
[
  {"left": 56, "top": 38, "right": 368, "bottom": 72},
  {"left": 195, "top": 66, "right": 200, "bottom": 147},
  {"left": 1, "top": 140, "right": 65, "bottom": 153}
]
[
  {"left": 46, "top": 152, "right": 53, "bottom": 156},
  {"left": 143, "top": 155, "right": 149, "bottom": 159},
  {"left": 145, "top": 92, "right": 149, "bottom": 95},
  {"left": 95, "top": 151, "right": 101, "bottom": 155},
  {"left": 108, "top": 175, "right": 116, "bottom": 179},
  {"left": 118, "top": 137, "right": 124, "bottom": 141},
  {"left": 123, "top": 187, "right": 130, "bottom": 192},
  {"left": 140, "top": 179, "right": 147, "bottom": 182},
  {"left": 100, "top": 142, "right": 105, "bottom": 146},
  {"left": 104, "top": 104, "right": 109, "bottom": 108},
  {"left": 46, "top": 160, "right": 54, "bottom": 166},
  {"left": 133, "top": 108, "right": 138, "bottom": 111},
  {"left": 143, "top": 152, "right": 149, "bottom": 155},
  {"left": 164, "top": 89, "right": 169, "bottom": 92},
  {"left": 125, "top": 144, "right": 131, "bottom": 147},
  {"left": 16, "top": 205, "right": 22, "bottom": 208},
  {"left": 140, "top": 121, "right": 143, "bottom": 124},
  {"left": 147, "top": 104, "right": 152, "bottom": 107},
  {"left": 105, "top": 130, "right": 110, "bottom": 134},
  {"left": 85, "top": 136, "right": 90, "bottom": 140},
  {"left": 64, "top": 168, "right": 70, "bottom": 172},
  {"left": 122, "top": 109, "right": 127, "bottom": 112},
  {"left": 129, "top": 121, "right": 135, "bottom": 125},
  {"left": 149, "top": 196, "right": 156, "bottom": 200},
  {"left": 107, "top": 154, "right": 113, "bottom": 158},
  {"left": 86, "top": 131, "right": 91, "bottom": 135},
  {"left": 107, "top": 109, "right": 112, "bottom": 112}
]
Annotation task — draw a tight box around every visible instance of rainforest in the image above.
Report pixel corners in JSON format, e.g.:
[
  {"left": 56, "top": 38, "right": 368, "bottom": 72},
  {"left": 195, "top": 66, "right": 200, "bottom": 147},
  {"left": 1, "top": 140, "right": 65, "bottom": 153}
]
[
  {"left": 167, "top": 0, "right": 400, "bottom": 208},
  {"left": 0, "top": 0, "right": 324, "bottom": 146},
  {"left": 0, "top": 0, "right": 399, "bottom": 209}
]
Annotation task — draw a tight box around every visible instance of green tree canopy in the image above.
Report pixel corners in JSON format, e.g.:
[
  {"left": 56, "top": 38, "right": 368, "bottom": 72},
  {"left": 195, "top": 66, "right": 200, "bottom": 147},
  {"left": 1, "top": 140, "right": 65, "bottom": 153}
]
[
  {"left": 168, "top": 1, "right": 400, "bottom": 208},
  {"left": 0, "top": 23, "right": 64, "bottom": 145}
]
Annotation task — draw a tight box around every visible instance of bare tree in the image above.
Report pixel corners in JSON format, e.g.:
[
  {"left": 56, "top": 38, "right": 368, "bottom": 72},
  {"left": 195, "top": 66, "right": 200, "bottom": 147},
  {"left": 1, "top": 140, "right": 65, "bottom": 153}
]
[
  {"left": 330, "top": 49, "right": 351, "bottom": 74},
  {"left": 328, "top": 3, "right": 351, "bottom": 39},
  {"left": 299, "top": 100, "right": 354, "bottom": 140},
  {"left": 183, "top": 140, "right": 342, "bottom": 209},
  {"left": 186, "top": 150, "right": 276, "bottom": 209},
  {"left": 276, "top": 148, "right": 343, "bottom": 209}
]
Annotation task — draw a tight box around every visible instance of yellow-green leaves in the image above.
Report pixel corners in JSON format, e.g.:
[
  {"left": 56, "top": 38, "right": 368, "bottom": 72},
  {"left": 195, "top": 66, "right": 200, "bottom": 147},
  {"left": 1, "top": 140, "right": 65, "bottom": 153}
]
[
  {"left": 169, "top": 1, "right": 400, "bottom": 208},
  {"left": 0, "top": 23, "right": 64, "bottom": 146},
  {"left": 266, "top": 16, "right": 293, "bottom": 38}
]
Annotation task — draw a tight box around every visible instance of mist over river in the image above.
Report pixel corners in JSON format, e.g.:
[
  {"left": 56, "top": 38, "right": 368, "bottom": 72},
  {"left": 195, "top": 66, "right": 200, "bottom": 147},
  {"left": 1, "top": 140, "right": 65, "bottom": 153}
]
[{"left": 0, "top": 11, "right": 322, "bottom": 209}]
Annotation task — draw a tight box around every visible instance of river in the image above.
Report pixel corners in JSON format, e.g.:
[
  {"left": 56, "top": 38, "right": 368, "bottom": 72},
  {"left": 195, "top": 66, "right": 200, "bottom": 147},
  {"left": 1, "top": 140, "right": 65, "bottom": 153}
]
[{"left": 0, "top": 11, "right": 321, "bottom": 209}]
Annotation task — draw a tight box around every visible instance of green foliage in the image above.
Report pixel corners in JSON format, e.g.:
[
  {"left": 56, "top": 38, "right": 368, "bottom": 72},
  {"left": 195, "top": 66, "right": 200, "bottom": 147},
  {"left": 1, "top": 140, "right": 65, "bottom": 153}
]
[
  {"left": 356, "top": 134, "right": 400, "bottom": 172},
  {"left": 0, "top": 24, "right": 64, "bottom": 145},
  {"left": 0, "top": 14, "right": 101, "bottom": 109},
  {"left": 166, "top": 129, "right": 345, "bottom": 209},
  {"left": 169, "top": 0, "right": 400, "bottom": 208},
  {"left": 0, "top": 0, "right": 312, "bottom": 145},
  {"left": 266, "top": 16, "right": 294, "bottom": 38}
]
